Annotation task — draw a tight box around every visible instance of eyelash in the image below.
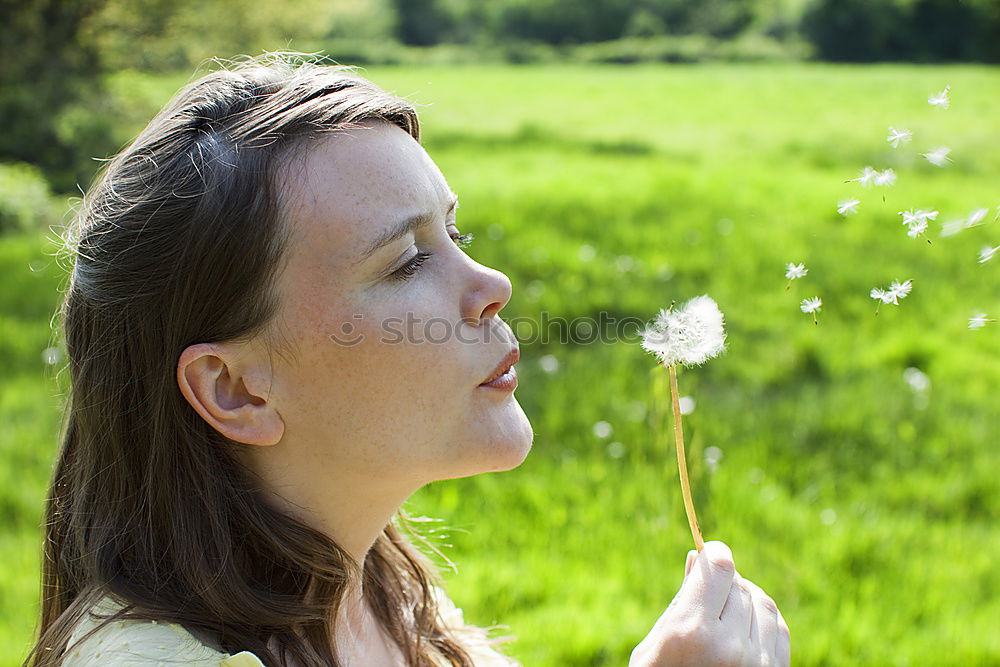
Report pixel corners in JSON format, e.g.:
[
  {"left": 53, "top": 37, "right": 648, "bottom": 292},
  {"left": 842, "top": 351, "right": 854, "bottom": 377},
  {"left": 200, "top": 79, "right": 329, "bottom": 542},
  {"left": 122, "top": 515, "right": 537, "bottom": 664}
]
[{"left": 391, "top": 231, "right": 476, "bottom": 282}]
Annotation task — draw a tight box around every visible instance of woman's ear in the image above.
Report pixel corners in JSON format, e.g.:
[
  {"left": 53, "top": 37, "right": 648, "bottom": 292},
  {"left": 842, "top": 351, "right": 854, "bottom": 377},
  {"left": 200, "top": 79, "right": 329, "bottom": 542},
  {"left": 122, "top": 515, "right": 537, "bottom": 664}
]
[{"left": 176, "top": 342, "right": 285, "bottom": 446}]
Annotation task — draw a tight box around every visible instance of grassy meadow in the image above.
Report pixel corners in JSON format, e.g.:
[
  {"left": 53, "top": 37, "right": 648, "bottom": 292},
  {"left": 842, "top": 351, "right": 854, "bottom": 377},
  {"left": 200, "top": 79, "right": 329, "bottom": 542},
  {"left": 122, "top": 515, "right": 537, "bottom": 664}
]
[{"left": 2, "top": 63, "right": 1000, "bottom": 666}]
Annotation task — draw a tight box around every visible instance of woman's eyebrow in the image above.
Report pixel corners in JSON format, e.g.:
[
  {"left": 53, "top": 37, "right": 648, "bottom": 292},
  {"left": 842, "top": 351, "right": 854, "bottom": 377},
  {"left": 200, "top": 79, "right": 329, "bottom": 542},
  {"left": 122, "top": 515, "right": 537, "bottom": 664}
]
[{"left": 354, "top": 193, "right": 459, "bottom": 265}]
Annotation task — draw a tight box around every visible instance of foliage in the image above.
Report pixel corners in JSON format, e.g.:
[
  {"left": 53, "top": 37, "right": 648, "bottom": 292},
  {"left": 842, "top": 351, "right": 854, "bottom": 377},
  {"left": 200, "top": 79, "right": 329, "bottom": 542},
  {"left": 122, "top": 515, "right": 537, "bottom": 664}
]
[
  {"left": 802, "top": 0, "right": 1000, "bottom": 63},
  {"left": 0, "top": 0, "right": 114, "bottom": 192},
  {"left": 0, "top": 164, "right": 64, "bottom": 237},
  {"left": 3, "top": 63, "right": 1000, "bottom": 666}
]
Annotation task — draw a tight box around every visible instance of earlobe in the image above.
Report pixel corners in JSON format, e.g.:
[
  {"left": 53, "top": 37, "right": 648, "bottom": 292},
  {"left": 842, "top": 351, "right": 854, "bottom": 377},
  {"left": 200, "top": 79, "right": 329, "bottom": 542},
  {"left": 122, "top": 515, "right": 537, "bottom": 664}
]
[{"left": 176, "top": 343, "right": 285, "bottom": 447}]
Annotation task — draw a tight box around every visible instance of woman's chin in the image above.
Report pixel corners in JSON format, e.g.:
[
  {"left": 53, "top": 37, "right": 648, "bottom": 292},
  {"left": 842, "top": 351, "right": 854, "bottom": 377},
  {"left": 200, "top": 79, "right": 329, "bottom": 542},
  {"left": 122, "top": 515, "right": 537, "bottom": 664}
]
[{"left": 448, "top": 400, "right": 534, "bottom": 478}]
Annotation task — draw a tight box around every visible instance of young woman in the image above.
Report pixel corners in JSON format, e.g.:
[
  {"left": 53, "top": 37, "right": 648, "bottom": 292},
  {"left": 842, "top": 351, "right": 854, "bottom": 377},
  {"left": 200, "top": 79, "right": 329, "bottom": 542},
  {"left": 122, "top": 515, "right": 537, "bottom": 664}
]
[{"left": 25, "top": 54, "right": 790, "bottom": 666}]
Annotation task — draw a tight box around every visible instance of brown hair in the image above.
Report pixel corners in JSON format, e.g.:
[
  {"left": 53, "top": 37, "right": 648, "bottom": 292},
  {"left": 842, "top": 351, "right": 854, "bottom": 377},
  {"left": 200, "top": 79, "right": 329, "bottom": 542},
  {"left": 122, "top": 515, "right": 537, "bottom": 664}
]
[{"left": 25, "top": 53, "right": 512, "bottom": 666}]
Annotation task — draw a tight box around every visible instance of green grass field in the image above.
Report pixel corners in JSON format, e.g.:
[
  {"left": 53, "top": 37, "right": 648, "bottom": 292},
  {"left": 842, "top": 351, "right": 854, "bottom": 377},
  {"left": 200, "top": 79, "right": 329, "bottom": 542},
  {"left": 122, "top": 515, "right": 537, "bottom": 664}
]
[{"left": 3, "top": 63, "right": 1000, "bottom": 666}]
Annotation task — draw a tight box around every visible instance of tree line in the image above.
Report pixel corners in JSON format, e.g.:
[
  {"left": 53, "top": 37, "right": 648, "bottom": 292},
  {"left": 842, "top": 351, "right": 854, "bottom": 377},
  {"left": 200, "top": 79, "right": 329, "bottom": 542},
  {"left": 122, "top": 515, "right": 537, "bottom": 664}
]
[{"left": 1, "top": 0, "right": 997, "bottom": 196}]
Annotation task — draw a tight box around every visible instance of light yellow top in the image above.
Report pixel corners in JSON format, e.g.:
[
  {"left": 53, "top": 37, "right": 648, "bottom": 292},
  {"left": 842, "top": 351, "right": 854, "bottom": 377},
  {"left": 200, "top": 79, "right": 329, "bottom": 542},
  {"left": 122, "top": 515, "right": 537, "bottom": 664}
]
[{"left": 61, "top": 589, "right": 518, "bottom": 666}]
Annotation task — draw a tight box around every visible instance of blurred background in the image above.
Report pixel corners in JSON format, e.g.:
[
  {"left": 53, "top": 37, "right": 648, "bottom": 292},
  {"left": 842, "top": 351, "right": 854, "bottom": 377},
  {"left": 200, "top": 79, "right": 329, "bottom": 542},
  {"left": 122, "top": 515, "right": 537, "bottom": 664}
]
[{"left": 2, "top": 1, "right": 999, "bottom": 665}]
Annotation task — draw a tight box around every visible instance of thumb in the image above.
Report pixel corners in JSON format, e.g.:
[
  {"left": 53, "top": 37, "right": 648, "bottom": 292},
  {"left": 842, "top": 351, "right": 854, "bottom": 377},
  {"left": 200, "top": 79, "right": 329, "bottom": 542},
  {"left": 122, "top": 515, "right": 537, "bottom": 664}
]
[{"left": 675, "top": 541, "right": 736, "bottom": 620}]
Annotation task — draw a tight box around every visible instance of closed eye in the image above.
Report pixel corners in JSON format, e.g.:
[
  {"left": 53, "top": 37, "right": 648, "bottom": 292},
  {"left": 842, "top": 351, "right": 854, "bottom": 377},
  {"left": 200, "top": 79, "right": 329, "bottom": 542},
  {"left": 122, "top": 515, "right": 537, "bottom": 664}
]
[{"left": 389, "top": 229, "right": 475, "bottom": 282}]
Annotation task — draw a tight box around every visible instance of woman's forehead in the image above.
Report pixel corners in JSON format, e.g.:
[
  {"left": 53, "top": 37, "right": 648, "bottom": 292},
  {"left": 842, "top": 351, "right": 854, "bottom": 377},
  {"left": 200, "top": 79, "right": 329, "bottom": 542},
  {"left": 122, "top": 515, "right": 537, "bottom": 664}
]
[{"left": 279, "top": 122, "right": 451, "bottom": 261}]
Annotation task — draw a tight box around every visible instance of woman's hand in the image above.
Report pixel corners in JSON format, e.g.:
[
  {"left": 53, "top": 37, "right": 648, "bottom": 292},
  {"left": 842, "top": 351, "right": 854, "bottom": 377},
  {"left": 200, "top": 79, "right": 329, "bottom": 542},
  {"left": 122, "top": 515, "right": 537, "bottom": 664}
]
[{"left": 629, "top": 541, "right": 790, "bottom": 667}]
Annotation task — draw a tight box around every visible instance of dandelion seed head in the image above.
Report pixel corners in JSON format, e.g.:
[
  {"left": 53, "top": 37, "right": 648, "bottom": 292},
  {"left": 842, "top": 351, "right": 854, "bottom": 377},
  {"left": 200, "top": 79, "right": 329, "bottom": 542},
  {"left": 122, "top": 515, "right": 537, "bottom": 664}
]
[
  {"left": 785, "top": 262, "right": 808, "bottom": 280},
  {"left": 837, "top": 199, "right": 860, "bottom": 216},
  {"left": 640, "top": 294, "right": 726, "bottom": 367},
  {"left": 800, "top": 297, "right": 822, "bottom": 313}
]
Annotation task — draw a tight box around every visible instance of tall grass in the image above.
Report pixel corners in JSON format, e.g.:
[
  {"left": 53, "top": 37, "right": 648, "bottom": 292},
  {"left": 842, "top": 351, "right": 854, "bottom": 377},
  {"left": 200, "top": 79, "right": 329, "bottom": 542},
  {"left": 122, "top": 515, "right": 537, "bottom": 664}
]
[{"left": 2, "top": 63, "right": 999, "bottom": 666}]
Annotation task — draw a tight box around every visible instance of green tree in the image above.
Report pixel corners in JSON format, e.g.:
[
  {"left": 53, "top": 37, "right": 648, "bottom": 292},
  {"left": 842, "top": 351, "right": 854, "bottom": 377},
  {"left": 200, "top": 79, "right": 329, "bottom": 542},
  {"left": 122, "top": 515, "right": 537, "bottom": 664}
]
[{"left": 0, "top": 0, "right": 112, "bottom": 192}]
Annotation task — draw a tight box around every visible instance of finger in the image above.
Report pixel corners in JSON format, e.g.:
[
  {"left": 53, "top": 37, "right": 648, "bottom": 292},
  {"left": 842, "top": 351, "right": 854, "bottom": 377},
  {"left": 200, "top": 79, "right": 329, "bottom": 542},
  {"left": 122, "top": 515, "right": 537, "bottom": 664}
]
[
  {"left": 775, "top": 606, "right": 791, "bottom": 667},
  {"left": 675, "top": 540, "right": 736, "bottom": 620},
  {"left": 719, "top": 574, "right": 753, "bottom": 639},
  {"left": 684, "top": 550, "right": 697, "bottom": 578},
  {"left": 747, "top": 580, "right": 779, "bottom": 663}
]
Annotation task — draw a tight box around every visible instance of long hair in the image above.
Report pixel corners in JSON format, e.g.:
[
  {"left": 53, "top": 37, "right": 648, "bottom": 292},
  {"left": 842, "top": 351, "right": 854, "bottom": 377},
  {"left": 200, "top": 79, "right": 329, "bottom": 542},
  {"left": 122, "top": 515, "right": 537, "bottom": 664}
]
[{"left": 24, "top": 53, "right": 511, "bottom": 667}]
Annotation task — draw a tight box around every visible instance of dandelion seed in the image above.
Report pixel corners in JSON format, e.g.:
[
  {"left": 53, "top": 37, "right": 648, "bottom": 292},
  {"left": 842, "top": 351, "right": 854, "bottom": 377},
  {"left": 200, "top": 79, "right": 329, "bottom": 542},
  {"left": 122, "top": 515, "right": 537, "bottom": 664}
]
[
  {"left": 940, "top": 219, "right": 965, "bottom": 237},
  {"left": 870, "top": 280, "right": 912, "bottom": 314},
  {"left": 899, "top": 208, "right": 938, "bottom": 225},
  {"left": 642, "top": 295, "right": 727, "bottom": 552},
  {"left": 784, "top": 262, "right": 808, "bottom": 290},
  {"left": 907, "top": 219, "right": 929, "bottom": 239},
  {"left": 838, "top": 199, "right": 860, "bottom": 216},
  {"left": 800, "top": 296, "right": 822, "bottom": 325},
  {"left": 969, "top": 312, "right": 996, "bottom": 329},
  {"left": 964, "top": 208, "right": 989, "bottom": 228},
  {"left": 888, "top": 279, "right": 913, "bottom": 304},
  {"left": 922, "top": 146, "right": 951, "bottom": 167},
  {"left": 847, "top": 166, "right": 878, "bottom": 187},
  {"left": 978, "top": 245, "right": 1000, "bottom": 263},
  {"left": 870, "top": 287, "right": 892, "bottom": 303},
  {"left": 785, "top": 263, "right": 808, "bottom": 279},
  {"left": 887, "top": 126, "right": 912, "bottom": 148},
  {"left": 899, "top": 209, "right": 937, "bottom": 244},
  {"left": 928, "top": 85, "right": 950, "bottom": 109},
  {"left": 870, "top": 287, "right": 893, "bottom": 315},
  {"left": 874, "top": 168, "right": 896, "bottom": 187}
]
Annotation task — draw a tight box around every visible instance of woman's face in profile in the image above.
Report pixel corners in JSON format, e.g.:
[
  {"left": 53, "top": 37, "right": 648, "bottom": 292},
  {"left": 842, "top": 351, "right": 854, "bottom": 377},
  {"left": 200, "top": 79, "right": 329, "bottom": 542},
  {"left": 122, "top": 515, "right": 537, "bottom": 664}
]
[{"left": 261, "top": 120, "right": 533, "bottom": 492}]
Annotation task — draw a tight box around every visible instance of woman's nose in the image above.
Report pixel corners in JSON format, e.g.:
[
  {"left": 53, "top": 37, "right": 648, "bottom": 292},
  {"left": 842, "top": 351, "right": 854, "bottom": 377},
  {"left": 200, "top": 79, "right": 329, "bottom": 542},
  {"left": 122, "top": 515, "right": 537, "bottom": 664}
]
[{"left": 462, "top": 262, "right": 513, "bottom": 325}]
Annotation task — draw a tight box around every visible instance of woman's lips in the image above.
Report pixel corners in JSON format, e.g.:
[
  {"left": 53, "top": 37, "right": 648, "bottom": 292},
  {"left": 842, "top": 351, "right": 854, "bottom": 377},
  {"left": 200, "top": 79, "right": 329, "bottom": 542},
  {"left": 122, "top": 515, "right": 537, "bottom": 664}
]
[
  {"left": 479, "top": 347, "right": 520, "bottom": 391},
  {"left": 478, "top": 364, "right": 517, "bottom": 391}
]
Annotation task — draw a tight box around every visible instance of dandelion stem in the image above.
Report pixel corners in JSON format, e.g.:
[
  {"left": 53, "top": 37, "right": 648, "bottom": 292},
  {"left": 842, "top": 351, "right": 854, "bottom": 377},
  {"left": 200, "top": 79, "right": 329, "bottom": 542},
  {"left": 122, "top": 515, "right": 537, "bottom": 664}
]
[{"left": 668, "top": 363, "right": 704, "bottom": 552}]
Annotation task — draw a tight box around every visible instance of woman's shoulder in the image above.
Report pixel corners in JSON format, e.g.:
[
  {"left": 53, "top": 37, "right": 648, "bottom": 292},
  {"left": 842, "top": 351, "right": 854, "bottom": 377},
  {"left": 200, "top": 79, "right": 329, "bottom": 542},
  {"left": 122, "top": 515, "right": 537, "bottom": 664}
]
[
  {"left": 431, "top": 586, "right": 522, "bottom": 667},
  {"left": 62, "top": 594, "right": 266, "bottom": 667}
]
